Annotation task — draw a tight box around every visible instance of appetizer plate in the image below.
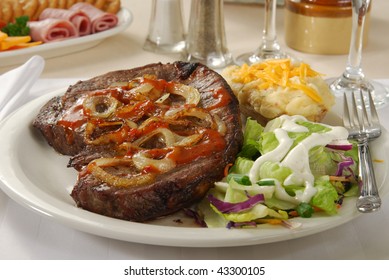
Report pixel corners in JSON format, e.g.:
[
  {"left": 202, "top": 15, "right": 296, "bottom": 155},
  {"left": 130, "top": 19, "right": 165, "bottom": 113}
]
[
  {"left": 0, "top": 89, "right": 388, "bottom": 248},
  {"left": 0, "top": 8, "right": 133, "bottom": 67}
]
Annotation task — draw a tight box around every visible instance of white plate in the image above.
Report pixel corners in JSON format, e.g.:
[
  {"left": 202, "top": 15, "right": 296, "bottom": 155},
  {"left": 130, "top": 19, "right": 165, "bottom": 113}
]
[
  {"left": 0, "top": 89, "right": 388, "bottom": 248},
  {"left": 0, "top": 8, "right": 133, "bottom": 67}
]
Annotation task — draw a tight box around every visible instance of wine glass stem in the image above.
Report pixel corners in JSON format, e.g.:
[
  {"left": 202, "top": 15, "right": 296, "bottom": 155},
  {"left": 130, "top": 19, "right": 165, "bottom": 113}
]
[
  {"left": 259, "top": 0, "right": 280, "bottom": 53},
  {"left": 343, "top": 0, "right": 370, "bottom": 81}
]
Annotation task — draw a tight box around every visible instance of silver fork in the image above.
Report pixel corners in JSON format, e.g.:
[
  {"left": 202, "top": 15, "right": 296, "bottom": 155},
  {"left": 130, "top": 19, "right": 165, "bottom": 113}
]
[{"left": 343, "top": 89, "right": 382, "bottom": 213}]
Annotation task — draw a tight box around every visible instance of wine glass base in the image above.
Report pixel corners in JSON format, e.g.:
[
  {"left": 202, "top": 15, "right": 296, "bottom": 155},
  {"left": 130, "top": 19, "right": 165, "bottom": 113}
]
[
  {"left": 234, "top": 50, "right": 296, "bottom": 66},
  {"left": 326, "top": 77, "right": 389, "bottom": 109}
]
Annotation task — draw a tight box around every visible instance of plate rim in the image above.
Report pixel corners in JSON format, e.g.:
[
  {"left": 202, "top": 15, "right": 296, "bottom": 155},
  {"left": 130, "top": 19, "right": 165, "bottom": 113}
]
[
  {"left": 0, "top": 88, "right": 388, "bottom": 248},
  {"left": 0, "top": 8, "right": 133, "bottom": 67}
]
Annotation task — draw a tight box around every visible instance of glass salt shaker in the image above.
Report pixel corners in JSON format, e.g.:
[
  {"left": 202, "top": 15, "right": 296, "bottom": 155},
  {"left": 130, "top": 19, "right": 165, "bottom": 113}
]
[
  {"left": 182, "top": 0, "right": 232, "bottom": 69},
  {"left": 143, "top": 0, "right": 186, "bottom": 54}
]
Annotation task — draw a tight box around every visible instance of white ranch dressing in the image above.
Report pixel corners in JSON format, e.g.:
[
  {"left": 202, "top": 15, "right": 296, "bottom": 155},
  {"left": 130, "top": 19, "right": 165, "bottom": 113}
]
[
  {"left": 249, "top": 128, "right": 293, "bottom": 183},
  {"left": 249, "top": 115, "right": 349, "bottom": 204}
]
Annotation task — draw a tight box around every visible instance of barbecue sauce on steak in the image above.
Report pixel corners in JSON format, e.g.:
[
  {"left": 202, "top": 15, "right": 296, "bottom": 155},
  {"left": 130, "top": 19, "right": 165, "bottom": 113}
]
[{"left": 33, "top": 62, "right": 243, "bottom": 222}]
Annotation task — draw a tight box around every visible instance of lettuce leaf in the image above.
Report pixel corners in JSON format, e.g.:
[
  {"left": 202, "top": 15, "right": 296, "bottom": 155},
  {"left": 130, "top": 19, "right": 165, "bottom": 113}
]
[
  {"left": 229, "top": 157, "right": 254, "bottom": 175},
  {"left": 238, "top": 118, "right": 263, "bottom": 159},
  {"left": 311, "top": 177, "right": 339, "bottom": 215},
  {"left": 259, "top": 161, "right": 292, "bottom": 183}
]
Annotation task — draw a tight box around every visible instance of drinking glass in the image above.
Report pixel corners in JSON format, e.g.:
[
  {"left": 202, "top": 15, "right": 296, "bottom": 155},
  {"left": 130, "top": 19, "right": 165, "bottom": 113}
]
[
  {"left": 327, "top": 0, "right": 389, "bottom": 108},
  {"left": 235, "top": 0, "right": 288, "bottom": 65},
  {"left": 143, "top": 0, "right": 186, "bottom": 54}
]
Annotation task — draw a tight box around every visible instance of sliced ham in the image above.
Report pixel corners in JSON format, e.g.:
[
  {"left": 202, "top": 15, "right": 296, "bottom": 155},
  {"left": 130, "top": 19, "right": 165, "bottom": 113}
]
[
  {"left": 28, "top": 19, "right": 79, "bottom": 43},
  {"left": 39, "top": 8, "right": 92, "bottom": 36},
  {"left": 70, "top": 3, "right": 118, "bottom": 33}
]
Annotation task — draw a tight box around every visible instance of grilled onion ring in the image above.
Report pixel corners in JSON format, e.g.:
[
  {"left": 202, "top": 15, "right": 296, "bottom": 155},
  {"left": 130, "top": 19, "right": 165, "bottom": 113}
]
[
  {"left": 87, "top": 158, "right": 155, "bottom": 188},
  {"left": 83, "top": 95, "right": 119, "bottom": 118}
]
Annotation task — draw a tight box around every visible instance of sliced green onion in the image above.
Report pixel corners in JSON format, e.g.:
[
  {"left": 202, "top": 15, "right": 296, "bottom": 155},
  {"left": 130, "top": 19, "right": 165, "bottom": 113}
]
[
  {"left": 226, "top": 174, "right": 252, "bottom": 186},
  {"left": 296, "top": 202, "right": 314, "bottom": 218},
  {"left": 256, "top": 179, "right": 275, "bottom": 186}
]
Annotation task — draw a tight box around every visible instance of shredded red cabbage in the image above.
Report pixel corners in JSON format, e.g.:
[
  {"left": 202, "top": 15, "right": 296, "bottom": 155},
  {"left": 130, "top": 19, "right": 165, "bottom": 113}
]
[
  {"left": 208, "top": 193, "right": 265, "bottom": 214},
  {"left": 335, "top": 157, "right": 354, "bottom": 176},
  {"left": 326, "top": 143, "right": 353, "bottom": 151},
  {"left": 226, "top": 221, "right": 258, "bottom": 229},
  {"left": 183, "top": 208, "right": 207, "bottom": 227}
]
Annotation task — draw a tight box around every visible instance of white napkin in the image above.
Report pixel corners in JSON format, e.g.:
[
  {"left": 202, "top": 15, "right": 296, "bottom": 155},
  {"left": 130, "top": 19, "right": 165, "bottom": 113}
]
[{"left": 0, "top": 55, "right": 45, "bottom": 121}]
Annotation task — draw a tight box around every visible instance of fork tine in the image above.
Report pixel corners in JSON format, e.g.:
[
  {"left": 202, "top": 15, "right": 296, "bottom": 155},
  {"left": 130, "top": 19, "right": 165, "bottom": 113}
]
[
  {"left": 359, "top": 89, "right": 369, "bottom": 130},
  {"left": 351, "top": 91, "right": 361, "bottom": 130},
  {"left": 368, "top": 89, "right": 380, "bottom": 125}
]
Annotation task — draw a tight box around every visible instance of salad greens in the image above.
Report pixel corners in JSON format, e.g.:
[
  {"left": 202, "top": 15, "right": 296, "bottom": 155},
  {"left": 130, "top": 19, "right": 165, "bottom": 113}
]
[{"left": 198, "top": 115, "right": 359, "bottom": 228}]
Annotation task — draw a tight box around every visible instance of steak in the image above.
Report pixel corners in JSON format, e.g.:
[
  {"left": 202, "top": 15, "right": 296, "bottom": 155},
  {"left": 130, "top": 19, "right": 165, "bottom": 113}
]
[{"left": 33, "top": 61, "right": 243, "bottom": 222}]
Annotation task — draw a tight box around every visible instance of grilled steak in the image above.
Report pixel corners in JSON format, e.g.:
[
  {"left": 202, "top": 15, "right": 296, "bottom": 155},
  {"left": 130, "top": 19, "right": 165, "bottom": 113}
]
[{"left": 33, "top": 61, "right": 243, "bottom": 222}]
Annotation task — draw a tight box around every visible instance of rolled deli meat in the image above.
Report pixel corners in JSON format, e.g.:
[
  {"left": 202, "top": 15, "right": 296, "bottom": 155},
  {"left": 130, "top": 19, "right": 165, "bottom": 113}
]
[
  {"left": 28, "top": 18, "right": 79, "bottom": 43},
  {"left": 70, "top": 2, "right": 118, "bottom": 33},
  {"left": 39, "top": 8, "right": 92, "bottom": 36}
]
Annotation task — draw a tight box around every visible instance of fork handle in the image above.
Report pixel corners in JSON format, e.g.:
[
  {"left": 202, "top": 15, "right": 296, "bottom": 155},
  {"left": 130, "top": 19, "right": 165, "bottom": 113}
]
[{"left": 356, "top": 139, "right": 381, "bottom": 213}]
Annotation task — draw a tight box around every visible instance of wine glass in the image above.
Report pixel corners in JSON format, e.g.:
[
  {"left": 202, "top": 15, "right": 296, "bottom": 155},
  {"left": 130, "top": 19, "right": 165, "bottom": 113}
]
[
  {"left": 327, "top": 0, "right": 389, "bottom": 109},
  {"left": 235, "top": 0, "right": 289, "bottom": 65}
]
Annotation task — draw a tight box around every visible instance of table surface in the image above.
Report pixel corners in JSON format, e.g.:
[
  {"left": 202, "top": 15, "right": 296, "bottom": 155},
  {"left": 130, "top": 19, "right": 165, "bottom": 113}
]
[{"left": 1, "top": 0, "right": 389, "bottom": 260}]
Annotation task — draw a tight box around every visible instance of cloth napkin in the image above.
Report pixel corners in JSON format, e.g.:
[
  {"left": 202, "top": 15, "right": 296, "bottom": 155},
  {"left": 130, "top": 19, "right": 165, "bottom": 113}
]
[{"left": 0, "top": 55, "right": 45, "bottom": 121}]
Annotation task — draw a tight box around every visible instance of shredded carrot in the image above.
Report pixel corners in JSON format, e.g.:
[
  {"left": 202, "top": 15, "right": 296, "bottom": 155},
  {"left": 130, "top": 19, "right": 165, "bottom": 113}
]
[
  {"left": 0, "top": 31, "right": 42, "bottom": 51},
  {"left": 329, "top": 175, "right": 350, "bottom": 182},
  {"left": 223, "top": 163, "right": 233, "bottom": 177},
  {"left": 289, "top": 212, "right": 297, "bottom": 218},
  {"left": 255, "top": 218, "right": 284, "bottom": 225},
  {"left": 312, "top": 206, "right": 324, "bottom": 212}
]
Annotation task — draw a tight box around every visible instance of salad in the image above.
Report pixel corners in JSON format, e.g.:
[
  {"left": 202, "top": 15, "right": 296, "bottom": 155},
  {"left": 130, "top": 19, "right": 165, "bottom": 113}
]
[{"left": 197, "top": 115, "right": 359, "bottom": 228}]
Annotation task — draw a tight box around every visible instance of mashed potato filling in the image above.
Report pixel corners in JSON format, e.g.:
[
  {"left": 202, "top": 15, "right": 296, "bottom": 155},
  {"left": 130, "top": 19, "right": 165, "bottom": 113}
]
[{"left": 222, "top": 59, "right": 334, "bottom": 124}]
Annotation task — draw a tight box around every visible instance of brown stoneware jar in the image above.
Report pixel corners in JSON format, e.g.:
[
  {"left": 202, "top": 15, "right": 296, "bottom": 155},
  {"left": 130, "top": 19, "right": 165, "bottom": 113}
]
[{"left": 284, "top": 0, "right": 370, "bottom": 54}]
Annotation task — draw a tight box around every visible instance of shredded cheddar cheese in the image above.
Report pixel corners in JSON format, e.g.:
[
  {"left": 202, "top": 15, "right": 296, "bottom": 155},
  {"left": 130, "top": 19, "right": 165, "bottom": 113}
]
[{"left": 231, "top": 59, "right": 323, "bottom": 103}]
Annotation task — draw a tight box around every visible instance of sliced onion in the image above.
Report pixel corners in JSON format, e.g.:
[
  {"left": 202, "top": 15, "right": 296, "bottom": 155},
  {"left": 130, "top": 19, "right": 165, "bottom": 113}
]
[
  {"left": 85, "top": 121, "right": 129, "bottom": 145},
  {"left": 125, "top": 119, "right": 138, "bottom": 129},
  {"left": 174, "top": 134, "right": 203, "bottom": 147},
  {"left": 165, "top": 107, "right": 184, "bottom": 117},
  {"left": 133, "top": 127, "right": 177, "bottom": 147},
  {"left": 83, "top": 95, "right": 119, "bottom": 118},
  {"left": 155, "top": 93, "right": 170, "bottom": 104},
  {"left": 213, "top": 114, "right": 226, "bottom": 135},
  {"left": 132, "top": 152, "right": 176, "bottom": 173},
  {"left": 136, "top": 116, "right": 161, "bottom": 130},
  {"left": 134, "top": 126, "right": 204, "bottom": 148},
  {"left": 170, "top": 83, "right": 201, "bottom": 105},
  {"left": 185, "top": 109, "right": 214, "bottom": 127},
  {"left": 87, "top": 157, "right": 155, "bottom": 188},
  {"left": 282, "top": 220, "right": 302, "bottom": 230},
  {"left": 166, "top": 107, "right": 214, "bottom": 127},
  {"left": 131, "top": 81, "right": 154, "bottom": 94}
]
